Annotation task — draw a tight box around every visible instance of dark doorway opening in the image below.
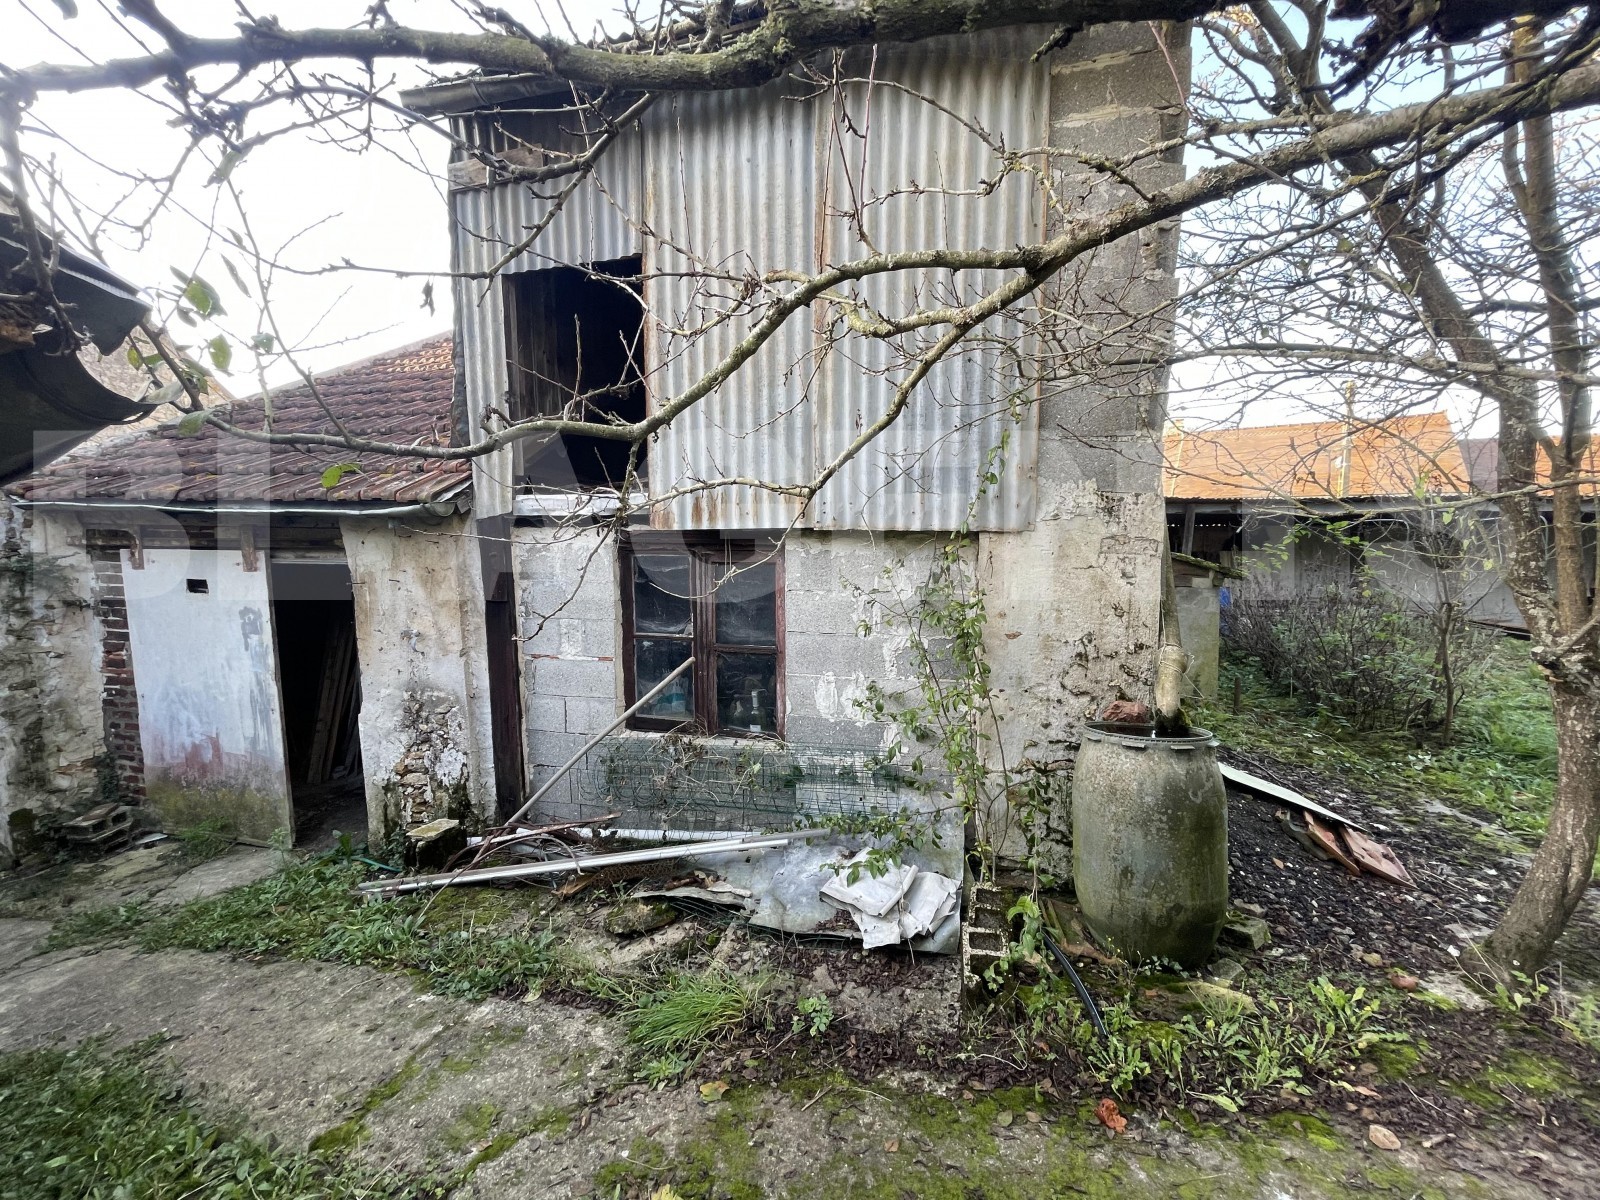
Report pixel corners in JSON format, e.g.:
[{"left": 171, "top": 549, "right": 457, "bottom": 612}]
[
  {"left": 270, "top": 560, "right": 365, "bottom": 847},
  {"left": 504, "top": 255, "right": 646, "bottom": 490},
  {"left": 478, "top": 514, "right": 525, "bottom": 821}
]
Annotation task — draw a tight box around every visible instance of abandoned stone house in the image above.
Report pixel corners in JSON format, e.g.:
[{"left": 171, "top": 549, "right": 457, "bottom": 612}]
[{"left": 1, "top": 23, "right": 1189, "bottom": 862}]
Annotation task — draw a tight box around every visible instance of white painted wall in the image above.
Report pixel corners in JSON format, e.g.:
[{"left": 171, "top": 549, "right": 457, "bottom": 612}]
[{"left": 122, "top": 546, "right": 292, "bottom": 843}]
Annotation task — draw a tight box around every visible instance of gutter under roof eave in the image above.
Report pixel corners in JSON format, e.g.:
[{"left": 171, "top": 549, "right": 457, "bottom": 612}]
[
  {"left": 399, "top": 73, "right": 558, "bottom": 115},
  {"left": 11, "top": 484, "right": 472, "bottom": 521}
]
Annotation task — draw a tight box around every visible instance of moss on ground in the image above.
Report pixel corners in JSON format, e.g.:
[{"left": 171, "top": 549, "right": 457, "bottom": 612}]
[
  {"left": 309, "top": 1055, "right": 423, "bottom": 1154},
  {"left": 588, "top": 1075, "right": 1497, "bottom": 1200}
]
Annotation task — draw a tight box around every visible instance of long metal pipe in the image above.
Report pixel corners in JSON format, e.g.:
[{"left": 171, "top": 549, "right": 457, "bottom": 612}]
[
  {"left": 360, "top": 831, "right": 790, "bottom": 896},
  {"left": 503, "top": 655, "right": 694, "bottom": 828}
]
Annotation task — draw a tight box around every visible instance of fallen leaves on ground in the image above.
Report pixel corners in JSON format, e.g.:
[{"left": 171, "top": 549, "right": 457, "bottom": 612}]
[
  {"left": 698, "top": 1080, "right": 729, "bottom": 1103},
  {"left": 1095, "top": 1099, "right": 1128, "bottom": 1135},
  {"left": 1369, "top": 1123, "right": 1401, "bottom": 1151}
]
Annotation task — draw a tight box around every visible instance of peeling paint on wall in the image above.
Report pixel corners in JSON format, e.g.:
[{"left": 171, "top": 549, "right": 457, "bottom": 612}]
[
  {"left": 343, "top": 515, "right": 495, "bottom": 847},
  {"left": 121, "top": 547, "right": 292, "bottom": 844},
  {"left": 0, "top": 505, "right": 103, "bottom": 860}
]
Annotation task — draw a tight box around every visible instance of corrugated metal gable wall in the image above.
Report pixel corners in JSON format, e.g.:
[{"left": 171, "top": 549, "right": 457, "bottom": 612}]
[
  {"left": 452, "top": 32, "right": 1045, "bottom": 529},
  {"left": 644, "top": 81, "right": 818, "bottom": 530},
  {"left": 810, "top": 32, "right": 1045, "bottom": 530}
]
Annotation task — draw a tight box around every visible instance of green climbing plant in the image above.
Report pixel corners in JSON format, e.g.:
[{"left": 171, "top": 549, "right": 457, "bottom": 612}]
[{"left": 854, "top": 526, "right": 1048, "bottom": 881}]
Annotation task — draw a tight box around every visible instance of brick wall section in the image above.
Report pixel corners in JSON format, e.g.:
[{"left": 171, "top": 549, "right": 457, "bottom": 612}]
[{"left": 88, "top": 544, "right": 145, "bottom": 804}]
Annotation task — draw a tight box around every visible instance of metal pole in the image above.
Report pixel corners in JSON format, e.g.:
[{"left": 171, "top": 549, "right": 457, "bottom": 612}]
[
  {"left": 503, "top": 655, "right": 694, "bottom": 828},
  {"left": 360, "top": 832, "right": 791, "bottom": 896}
]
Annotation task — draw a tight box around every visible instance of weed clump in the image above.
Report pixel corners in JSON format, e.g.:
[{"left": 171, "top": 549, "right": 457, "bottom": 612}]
[
  {"left": 622, "top": 967, "right": 772, "bottom": 1055},
  {"left": 0, "top": 1037, "right": 438, "bottom": 1198},
  {"left": 1013, "top": 966, "right": 1408, "bottom": 1113},
  {"left": 47, "top": 851, "right": 555, "bottom": 1002}
]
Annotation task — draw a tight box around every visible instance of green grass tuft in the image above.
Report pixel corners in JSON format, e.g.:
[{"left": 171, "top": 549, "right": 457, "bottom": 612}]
[
  {"left": 48, "top": 851, "right": 557, "bottom": 1002},
  {"left": 623, "top": 967, "right": 772, "bottom": 1054},
  {"left": 0, "top": 1038, "right": 439, "bottom": 1199}
]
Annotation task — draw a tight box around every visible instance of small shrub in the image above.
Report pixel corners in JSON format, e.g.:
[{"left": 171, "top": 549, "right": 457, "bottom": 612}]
[{"left": 1225, "top": 582, "right": 1493, "bottom": 733}]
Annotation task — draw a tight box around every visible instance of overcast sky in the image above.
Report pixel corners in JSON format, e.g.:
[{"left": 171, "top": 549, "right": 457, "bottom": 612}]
[
  {"left": 6, "top": 3, "right": 1485, "bottom": 433},
  {"left": 6, "top": 1, "right": 616, "bottom": 391}
]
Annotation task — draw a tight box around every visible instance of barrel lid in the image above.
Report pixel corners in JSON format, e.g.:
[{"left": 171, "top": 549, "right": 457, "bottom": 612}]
[{"left": 1081, "top": 721, "right": 1219, "bottom": 750}]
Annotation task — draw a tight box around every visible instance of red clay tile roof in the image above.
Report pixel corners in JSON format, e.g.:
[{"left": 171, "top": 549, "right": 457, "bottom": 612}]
[
  {"left": 11, "top": 335, "right": 468, "bottom": 506},
  {"left": 1164, "top": 412, "right": 1472, "bottom": 502}
]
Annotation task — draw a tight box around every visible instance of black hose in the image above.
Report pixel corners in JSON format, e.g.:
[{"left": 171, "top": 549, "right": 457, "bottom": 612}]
[{"left": 1040, "top": 926, "right": 1109, "bottom": 1041}]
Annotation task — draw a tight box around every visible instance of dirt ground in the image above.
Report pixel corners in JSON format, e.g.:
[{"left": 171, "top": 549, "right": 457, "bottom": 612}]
[{"left": 2, "top": 760, "right": 1600, "bottom": 1199}]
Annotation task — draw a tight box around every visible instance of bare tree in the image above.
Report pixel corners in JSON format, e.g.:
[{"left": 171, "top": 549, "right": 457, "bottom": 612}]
[
  {"left": 4, "top": 1, "right": 1600, "bottom": 971},
  {"left": 1179, "top": 7, "right": 1600, "bottom": 973}
]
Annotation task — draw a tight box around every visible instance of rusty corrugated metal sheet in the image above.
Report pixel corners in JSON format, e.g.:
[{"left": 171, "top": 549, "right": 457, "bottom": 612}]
[
  {"left": 450, "top": 109, "right": 643, "bottom": 517},
  {"left": 811, "top": 30, "right": 1045, "bottom": 531},
  {"left": 451, "top": 32, "right": 1047, "bottom": 531},
  {"left": 451, "top": 108, "right": 643, "bottom": 273},
  {"left": 645, "top": 80, "right": 817, "bottom": 530}
]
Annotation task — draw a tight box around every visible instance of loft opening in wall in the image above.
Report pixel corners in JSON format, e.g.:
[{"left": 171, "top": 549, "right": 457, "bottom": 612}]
[
  {"left": 620, "top": 533, "right": 784, "bottom": 738},
  {"left": 504, "top": 255, "right": 645, "bottom": 491}
]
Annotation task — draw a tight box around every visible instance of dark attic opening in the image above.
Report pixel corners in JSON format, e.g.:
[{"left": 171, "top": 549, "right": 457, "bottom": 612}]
[
  {"left": 505, "top": 255, "right": 647, "bottom": 492},
  {"left": 269, "top": 560, "right": 364, "bottom": 846}
]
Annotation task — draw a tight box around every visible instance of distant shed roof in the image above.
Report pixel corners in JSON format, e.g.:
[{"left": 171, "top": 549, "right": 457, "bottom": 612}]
[
  {"left": 1164, "top": 412, "right": 1472, "bottom": 503},
  {"left": 11, "top": 335, "right": 467, "bottom": 507}
]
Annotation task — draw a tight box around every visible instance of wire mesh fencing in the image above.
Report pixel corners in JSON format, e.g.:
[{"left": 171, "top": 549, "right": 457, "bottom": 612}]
[{"left": 528, "top": 732, "right": 956, "bottom": 839}]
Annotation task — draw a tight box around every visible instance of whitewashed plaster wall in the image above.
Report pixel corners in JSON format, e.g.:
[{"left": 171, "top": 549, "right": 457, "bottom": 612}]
[
  {"left": 121, "top": 545, "right": 292, "bottom": 844},
  {"left": 342, "top": 514, "right": 495, "bottom": 844}
]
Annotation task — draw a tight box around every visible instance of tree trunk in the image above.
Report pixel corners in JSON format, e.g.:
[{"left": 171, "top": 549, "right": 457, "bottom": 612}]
[{"left": 1481, "top": 685, "right": 1600, "bottom": 974}]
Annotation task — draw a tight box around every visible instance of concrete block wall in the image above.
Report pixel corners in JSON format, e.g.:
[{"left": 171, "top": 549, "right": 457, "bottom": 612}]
[
  {"left": 513, "top": 526, "right": 954, "bottom": 807},
  {"left": 979, "top": 22, "right": 1188, "bottom": 766}
]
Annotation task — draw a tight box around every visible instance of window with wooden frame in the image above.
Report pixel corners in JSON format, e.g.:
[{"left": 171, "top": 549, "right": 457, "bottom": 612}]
[{"left": 620, "top": 534, "right": 783, "bottom": 737}]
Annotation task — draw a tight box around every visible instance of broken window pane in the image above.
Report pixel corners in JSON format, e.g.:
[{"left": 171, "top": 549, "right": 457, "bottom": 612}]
[
  {"left": 714, "top": 561, "right": 776, "bottom": 647},
  {"left": 636, "top": 638, "right": 694, "bottom": 721},
  {"left": 716, "top": 652, "right": 777, "bottom": 734},
  {"left": 634, "top": 554, "right": 693, "bottom": 635}
]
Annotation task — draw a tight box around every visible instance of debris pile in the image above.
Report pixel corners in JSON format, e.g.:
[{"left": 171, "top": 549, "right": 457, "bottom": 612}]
[
  {"left": 357, "top": 812, "right": 961, "bottom": 954},
  {"left": 1220, "top": 761, "right": 1412, "bottom": 886},
  {"left": 820, "top": 852, "right": 960, "bottom": 948}
]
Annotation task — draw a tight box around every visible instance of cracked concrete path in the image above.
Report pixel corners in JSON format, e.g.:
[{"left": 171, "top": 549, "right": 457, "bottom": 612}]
[{"left": 0, "top": 922, "right": 1561, "bottom": 1200}]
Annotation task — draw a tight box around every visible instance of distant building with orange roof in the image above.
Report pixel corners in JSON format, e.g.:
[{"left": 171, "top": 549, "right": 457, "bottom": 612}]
[{"left": 1164, "top": 411, "right": 1527, "bottom": 632}]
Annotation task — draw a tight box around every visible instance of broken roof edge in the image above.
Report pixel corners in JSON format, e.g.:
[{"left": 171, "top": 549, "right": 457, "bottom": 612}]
[{"left": 400, "top": 72, "right": 567, "bottom": 115}]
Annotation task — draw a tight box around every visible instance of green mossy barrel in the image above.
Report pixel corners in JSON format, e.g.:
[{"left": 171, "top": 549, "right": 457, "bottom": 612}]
[{"left": 1071, "top": 722, "right": 1228, "bottom": 970}]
